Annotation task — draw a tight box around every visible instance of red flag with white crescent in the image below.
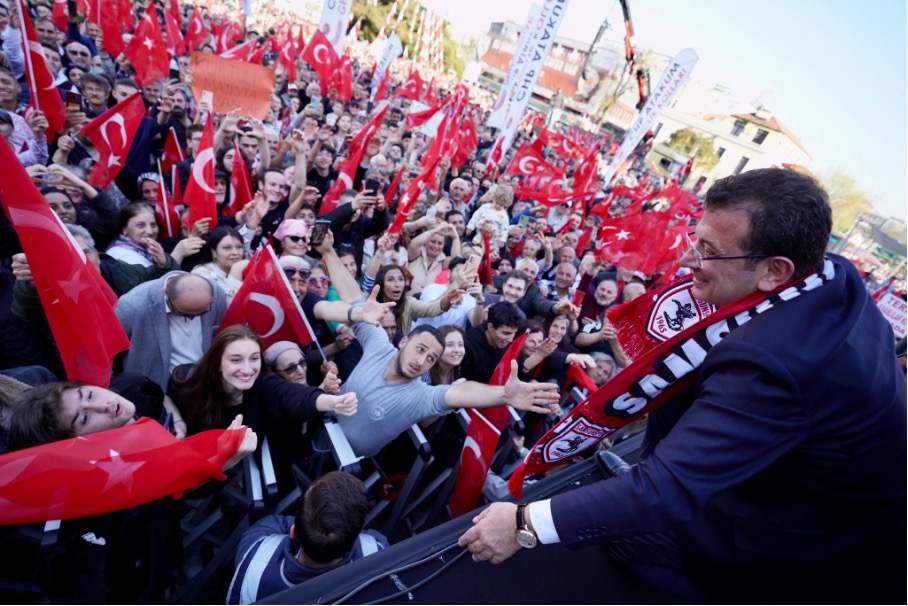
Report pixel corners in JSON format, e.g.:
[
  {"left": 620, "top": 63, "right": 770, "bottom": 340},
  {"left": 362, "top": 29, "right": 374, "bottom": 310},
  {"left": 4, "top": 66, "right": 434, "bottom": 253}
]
[
  {"left": 277, "top": 37, "right": 297, "bottom": 84},
  {"left": 124, "top": 6, "right": 170, "bottom": 87},
  {"left": 504, "top": 144, "right": 562, "bottom": 179},
  {"left": 18, "top": 0, "right": 67, "bottom": 140},
  {"left": 183, "top": 115, "right": 218, "bottom": 229},
  {"left": 424, "top": 75, "right": 438, "bottom": 105},
  {"left": 302, "top": 29, "right": 339, "bottom": 97},
  {"left": 449, "top": 331, "right": 529, "bottom": 517},
  {"left": 218, "top": 246, "right": 316, "bottom": 348},
  {"left": 218, "top": 38, "right": 257, "bottom": 61},
  {"left": 80, "top": 92, "right": 145, "bottom": 189},
  {"left": 183, "top": 7, "right": 209, "bottom": 52},
  {"left": 594, "top": 211, "right": 674, "bottom": 275},
  {"left": 52, "top": 0, "right": 89, "bottom": 32},
  {"left": 0, "top": 139, "right": 129, "bottom": 387},
  {"left": 155, "top": 172, "right": 181, "bottom": 240}
]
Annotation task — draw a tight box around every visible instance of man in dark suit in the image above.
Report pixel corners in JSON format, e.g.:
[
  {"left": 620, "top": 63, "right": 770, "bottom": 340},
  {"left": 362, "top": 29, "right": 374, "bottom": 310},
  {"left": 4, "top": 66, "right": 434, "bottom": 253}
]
[{"left": 458, "top": 168, "right": 907, "bottom": 602}]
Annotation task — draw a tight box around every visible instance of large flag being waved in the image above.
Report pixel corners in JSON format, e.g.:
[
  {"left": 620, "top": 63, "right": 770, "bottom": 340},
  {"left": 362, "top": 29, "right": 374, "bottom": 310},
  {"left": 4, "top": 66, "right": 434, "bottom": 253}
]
[
  {"left": 449, "top": 331, "right": 529, "bottom": 518},
  {"left": 218, "top": 38, "right": 257, "bottom": 61},
  {"left": 124, "top": 6, "right": 170, "bottom": 86},
  {"left": 163, "top": 9, "right": 187, "bottom": 57},
  {"left": 302, "top": 29, "right": 339, "bottom": 97},
  {"left": 218, "top": 246, "right": 317, "bottom": 349},
  {"left": 183, "top": 115, "right": 218, "bottom": 229},
  {"left": 18, "top": 0, "right": 67, "bottom": 140},
  {"left": 0, "top": 140, "right": 129, "bottom": 387},
  {"left": 161, "top": 126, "right": 184, "bottom": 175},
  {"left": 80, "top": 92, "right": 145, "bottom": 189},
  {"left": 319, "top": 103, "right": 390, "bottom": 214},
  {"left": 594, "top": 211, "right": 674, "bottom": 275},
  {"left": 116, "top": 0, "right": 133, "bottom": 32},
  {"left": 0, "top": 418, "right": 245, "bottom": 525}
]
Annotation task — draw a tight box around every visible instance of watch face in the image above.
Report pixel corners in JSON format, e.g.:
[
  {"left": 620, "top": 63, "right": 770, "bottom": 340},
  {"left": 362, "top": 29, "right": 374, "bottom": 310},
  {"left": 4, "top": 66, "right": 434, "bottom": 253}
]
[{"left": 515, "top": 529, "right": 537, "bottom": 549}]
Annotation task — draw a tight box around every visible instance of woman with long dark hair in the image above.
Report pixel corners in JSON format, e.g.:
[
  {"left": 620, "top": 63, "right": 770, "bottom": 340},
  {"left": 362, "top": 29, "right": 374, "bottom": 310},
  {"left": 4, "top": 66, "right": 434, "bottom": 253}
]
[
  {"left": 371, "top": 264, "right": 459, "bottom": 335},
  {"left": 168, "top": 325, "right": 356, "bottom": 438}
]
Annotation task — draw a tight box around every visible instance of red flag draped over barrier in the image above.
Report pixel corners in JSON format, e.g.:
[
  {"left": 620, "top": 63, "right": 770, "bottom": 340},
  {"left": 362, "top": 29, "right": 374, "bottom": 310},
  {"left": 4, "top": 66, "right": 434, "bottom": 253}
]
[
  {"left": 80, "top": 92, "right": 145, "bottom": 189},
  {"left": 320, "top": 103, "right": 389, "bottom": 214},
  {"left": 0, "top": 141, "right": 129, "bottom": 387},
  {"left": 0, "top": 418, "right": 245, "bottom": 525},
  {"left": 449, "top": 331, "right": 529, "bottom": 518},
  {"left": 18, "top": 0, "right": 67, "bottom": 140},
  {"left": 218, "top": 246, "right": 316, "bottom": 348},
  {"left": 124, "top": 6, "right": 170, "bottom": 87},
  {"left": 183, "top": 115, "right": 218, "bottom": 229}
]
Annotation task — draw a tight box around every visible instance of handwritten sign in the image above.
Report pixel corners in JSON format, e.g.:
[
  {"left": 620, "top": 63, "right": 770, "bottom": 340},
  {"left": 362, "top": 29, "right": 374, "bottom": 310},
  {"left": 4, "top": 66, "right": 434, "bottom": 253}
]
[
  {"left": 877, "top": 293, "right": 907, "bottom": 339},
  {"left": 189, "top": 52, "right": 274, "bottom": 120}
]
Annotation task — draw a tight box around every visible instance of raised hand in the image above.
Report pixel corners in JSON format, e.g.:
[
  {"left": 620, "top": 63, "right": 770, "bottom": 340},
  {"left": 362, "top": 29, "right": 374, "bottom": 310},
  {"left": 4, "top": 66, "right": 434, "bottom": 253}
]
[{"left": 503, "top": 360, "right": 561, "bottom": 415}]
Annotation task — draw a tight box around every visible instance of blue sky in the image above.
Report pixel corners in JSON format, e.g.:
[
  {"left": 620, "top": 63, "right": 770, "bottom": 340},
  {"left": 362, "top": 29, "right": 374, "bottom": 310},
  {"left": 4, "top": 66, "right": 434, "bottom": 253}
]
[{"left": 424, "top": 0, "right": 907, "bottom": 221}]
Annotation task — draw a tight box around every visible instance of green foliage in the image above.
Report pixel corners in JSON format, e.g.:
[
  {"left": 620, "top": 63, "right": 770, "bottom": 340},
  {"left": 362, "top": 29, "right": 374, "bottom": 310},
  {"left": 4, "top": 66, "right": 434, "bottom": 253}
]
[
  {"left": 663, "top": 128, "right": 721, "bottom": 171},
  {"left": 351, "top": 0, "right": 463, "bottom": 76},
  {"left": 817, "top": 168, "right": 876, "bottom": 234}
]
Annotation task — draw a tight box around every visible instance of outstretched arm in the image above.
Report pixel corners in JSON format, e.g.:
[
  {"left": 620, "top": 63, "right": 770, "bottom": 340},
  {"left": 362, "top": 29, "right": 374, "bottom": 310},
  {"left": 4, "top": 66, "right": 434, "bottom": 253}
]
[{"left": 443, "top": 360, "right": 561, "bottom": 414}]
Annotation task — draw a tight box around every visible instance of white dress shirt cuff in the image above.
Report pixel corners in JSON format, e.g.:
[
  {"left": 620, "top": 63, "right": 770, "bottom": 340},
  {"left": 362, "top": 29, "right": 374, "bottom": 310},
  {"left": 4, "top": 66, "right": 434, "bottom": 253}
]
[{"left": 528, "top": 500, "right": 560, "bottom": 544}]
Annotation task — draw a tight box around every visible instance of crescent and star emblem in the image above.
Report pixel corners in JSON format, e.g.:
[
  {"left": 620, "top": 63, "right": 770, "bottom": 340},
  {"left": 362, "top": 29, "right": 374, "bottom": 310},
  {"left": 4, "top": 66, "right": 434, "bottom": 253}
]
[
  {"left": 100, "top": 113, "right": 127, "bottom": 167},
  {"left": 249, "top": 293, "right": 285, "bottom": 338},
  {"left": 192, "top": 148, "right": 216, "bottom": 194}
]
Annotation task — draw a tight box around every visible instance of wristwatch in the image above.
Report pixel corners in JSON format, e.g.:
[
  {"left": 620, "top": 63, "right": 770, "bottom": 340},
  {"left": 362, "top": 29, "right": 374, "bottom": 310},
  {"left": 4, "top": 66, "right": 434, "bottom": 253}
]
[{"left": 515, "top": 503, "right": 538, "bottom": 548}]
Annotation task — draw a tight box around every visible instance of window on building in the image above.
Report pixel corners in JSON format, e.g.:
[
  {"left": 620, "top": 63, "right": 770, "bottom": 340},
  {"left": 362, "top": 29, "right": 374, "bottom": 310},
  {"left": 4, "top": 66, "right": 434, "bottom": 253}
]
[
  {"left": 716, "top": 147, "right": 726, "bottom": 158},
  {"left": 752, "top": 129, "right": 769, "bottom": 145},
  {"left": 733, "top": 156, "right": 750, "bottom": 175},
  {"left": 658, "top": 157, "right": 672, "bottom": 170},
  {"left": 731, "top": 120, "right": 746, "bottom": 136}
]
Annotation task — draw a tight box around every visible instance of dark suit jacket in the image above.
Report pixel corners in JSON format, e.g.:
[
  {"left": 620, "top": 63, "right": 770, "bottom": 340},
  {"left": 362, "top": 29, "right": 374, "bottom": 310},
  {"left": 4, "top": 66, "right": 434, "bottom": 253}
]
[{"left": 550, "top": 256, "right": 907, "bottom": 600}]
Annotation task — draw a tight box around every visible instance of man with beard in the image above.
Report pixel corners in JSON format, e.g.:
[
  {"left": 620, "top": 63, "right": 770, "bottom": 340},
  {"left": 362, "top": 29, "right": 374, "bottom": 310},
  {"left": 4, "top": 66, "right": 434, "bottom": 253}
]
[{"left": 155, "top": 85, "right": 193, "bottom": 149}]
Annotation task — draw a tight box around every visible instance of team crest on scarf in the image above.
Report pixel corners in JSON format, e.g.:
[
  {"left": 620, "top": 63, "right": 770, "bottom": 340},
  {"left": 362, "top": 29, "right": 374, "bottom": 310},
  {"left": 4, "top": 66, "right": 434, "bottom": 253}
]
[{"left": 647, "top": 282, "right": 715, "bottom": 341}]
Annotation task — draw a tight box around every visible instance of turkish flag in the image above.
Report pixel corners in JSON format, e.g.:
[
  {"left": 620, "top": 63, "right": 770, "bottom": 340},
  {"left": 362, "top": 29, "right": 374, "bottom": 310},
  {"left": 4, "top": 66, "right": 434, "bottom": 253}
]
[
  {"left": 302, "top": 29, "right": 338, "bottom": 97},
  {"left": 0, "top": 140, "right": 129, "bottom": 387},
  {"left": 327, "top": 55, "right": 353, "bottom": 101},
  {"left": 0, "top": 418, "right": 246, "bottom": 525},
  {"left": 227, "top": 141, "right": 254, "bottom": 216},
  {"left": 163, "top": 9, "right": 186, "bottom": 57},
  {"left": 450, "top": 112, "right": 478, "bottom": 169},
  {"left": 296, "top": 25, "right": 306, "bottom": 54},
  {"left": 388, "top": 172, "right": 429, "bottom": 235},
  {"left": 420, "top": 113, "right": 449, "bottom": 192},
  {"left": 384, "top": 167, "right": 404, "bottom": 205},
  {"left": 564, "top": 362, "right": 599, "bottom": 394},
  {"left": 116, "top": 0, "right": 134, "bottom": 32},
  {"left": 505, "top": 144, "right": 562, "bottom": 179},
  {"left": 183, "top": 7, "right": 209, "bottom": 53},
  {"left": 485, "top": 136, "right": 504, "bottom": 176},
  {"left": 424, "top": 75, "right": 438, "bottom": 105},
  {"left": 183, "top": 115, "right": 218, "bottom": 230},
  {"left": 449, "top": 331, "right": 528, "bottom": 517},
  {"left": 246, "top": 41, "right": 269, "bottom": 65},
  {"left": 539, "top": 128, "right": 583, "bottom": 160},
  {"left": 161, "top": 126, "right": 184, "bottom": 175},
  {"left": 479, "top": 231, "right": 493, "bottom": 287},
  {"left": 396, "top": 69, "right": 422, "bottom": 101},
  {"left": 277, "top": 38, "right": 297, "bottom": 84},
  {"left": 320, "top": 103, "right": 389, "bottom": 214},
  {"left": 218, "top": 246, "right": 316, "bottom": 349},
  {"left": 87, "top": 0, "right": 125, "bottom": 60},
  {"left": 155, "top": 168, "right": 182, "bottom": 240},
  {"left": 218, "top": 38, "right": 257, "bottom": 61},
  {"left": 51, "top": 0, "right": 89, "bottom": 32},
  {"left": 372, "top": 70, "right": 390, "bottom": 103},
  {"left": 404, "top": 100, "right": 444, "bottom": 130},
  {"left": 572, "top": 144, "right": 600, "bottom": 195},
  {"left": 594, "top": 211, "right": 674, "bottom": 275},
  {"left": 165, "top": 0, "right": 181, "bottom": 28},
  {"left": 80, "top": 91, "right": 145, "bottom": 189},
  {"left": 124, "top": 6, "right": 170, "bottom": 87},
  {"left": 18, "top": 0, "right": 67, "bottom": 140}
]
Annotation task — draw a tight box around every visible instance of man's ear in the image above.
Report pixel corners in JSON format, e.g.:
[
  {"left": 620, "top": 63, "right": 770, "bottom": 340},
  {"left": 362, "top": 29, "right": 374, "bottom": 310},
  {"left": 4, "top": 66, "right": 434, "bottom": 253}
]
[
  {"left": 289, "top": 523, "right": 297, "bottom": 539},
  {"left": 756, "top": 256, "right": 796, "bottom": 293},
  {"left": 397, "top": 335, "right": 408, "bottom": 350}
]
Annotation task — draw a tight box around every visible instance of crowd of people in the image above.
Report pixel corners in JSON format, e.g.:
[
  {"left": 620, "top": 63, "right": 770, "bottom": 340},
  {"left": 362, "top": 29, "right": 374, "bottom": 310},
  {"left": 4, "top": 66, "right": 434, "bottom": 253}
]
[{"left": 0, "top": 0, "right": 904, "bottom": 603}]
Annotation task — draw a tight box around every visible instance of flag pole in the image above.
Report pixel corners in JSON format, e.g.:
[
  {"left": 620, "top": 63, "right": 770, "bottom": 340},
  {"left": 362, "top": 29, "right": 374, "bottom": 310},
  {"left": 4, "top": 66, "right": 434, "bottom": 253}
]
[{"left": 18, "top": 0, "right": 41, "bottom": 113}]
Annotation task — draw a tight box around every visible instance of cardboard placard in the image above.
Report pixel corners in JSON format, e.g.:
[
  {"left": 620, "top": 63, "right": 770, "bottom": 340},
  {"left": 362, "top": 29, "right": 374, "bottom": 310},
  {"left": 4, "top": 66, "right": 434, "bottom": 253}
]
[
  {"left": 189, "top": 52, "right": 275, "bottom": 120},
  {"left": 877, "top": 293, "right": 907, "bottom": 339}
]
